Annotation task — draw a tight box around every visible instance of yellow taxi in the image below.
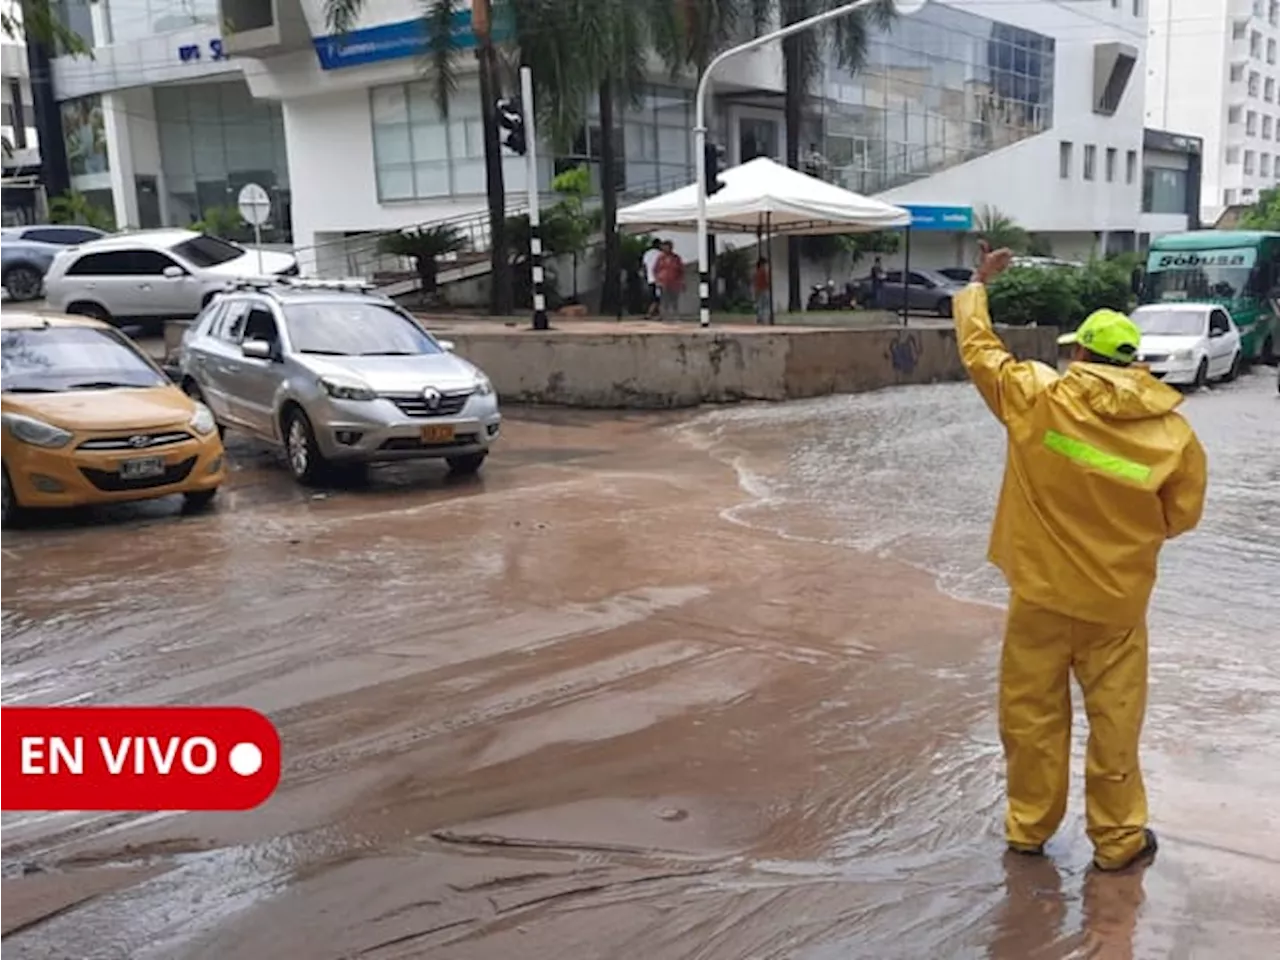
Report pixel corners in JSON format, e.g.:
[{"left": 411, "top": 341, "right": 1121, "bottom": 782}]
[{"left": 2, "top": 311, "right": 225, "bottom": 526}]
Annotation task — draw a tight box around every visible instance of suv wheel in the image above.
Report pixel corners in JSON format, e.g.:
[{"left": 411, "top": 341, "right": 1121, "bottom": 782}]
[
  {"left": 284, "top": 407, "right": 326, "bottom": 485},
  {"left": 446, "top": 452, "right": 488, "bottom": 476},
  {"left": 4, "top": 265, "right": 42, "bottom": 301}
]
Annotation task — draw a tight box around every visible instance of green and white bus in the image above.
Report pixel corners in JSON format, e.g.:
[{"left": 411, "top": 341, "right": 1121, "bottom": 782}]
[{"left": 1140, "top": 230, "right": 1279, "bottom": 363}]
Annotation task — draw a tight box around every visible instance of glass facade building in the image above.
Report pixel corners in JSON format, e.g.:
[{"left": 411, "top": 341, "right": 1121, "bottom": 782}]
[{"left": 812, "top": 2, "right": 1055, "bottom": 194}]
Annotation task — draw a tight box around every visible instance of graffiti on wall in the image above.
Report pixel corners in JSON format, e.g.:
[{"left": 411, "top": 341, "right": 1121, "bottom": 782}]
[{"left": 887, "top": 330, "right": 924, "bottom": 376}]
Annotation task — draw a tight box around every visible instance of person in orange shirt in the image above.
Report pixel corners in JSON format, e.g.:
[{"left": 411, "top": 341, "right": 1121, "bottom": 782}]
[
  {"left": 752, "top": 257, "right": 771, "bottom": 325},
  {"left": 655, "top": 241, "right": 684, "bottom": 322}
]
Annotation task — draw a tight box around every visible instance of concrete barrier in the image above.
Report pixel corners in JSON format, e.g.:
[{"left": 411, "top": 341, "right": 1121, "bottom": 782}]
[{"left": 434, "top": 321, "right": 1059, "bottom": 409}]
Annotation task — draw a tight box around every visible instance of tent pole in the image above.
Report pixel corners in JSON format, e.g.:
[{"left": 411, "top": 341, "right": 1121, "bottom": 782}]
[
  {"left": 901, "top": 226, "right": 911, "bottom": 328},
  {"left": 767, "top": 213, "right": 776, "bottom": 326}
]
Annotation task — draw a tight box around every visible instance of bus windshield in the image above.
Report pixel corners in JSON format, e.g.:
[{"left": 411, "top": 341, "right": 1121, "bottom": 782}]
[{"left": 1142, "top": 246, "right": 1258, "bottom": 303}]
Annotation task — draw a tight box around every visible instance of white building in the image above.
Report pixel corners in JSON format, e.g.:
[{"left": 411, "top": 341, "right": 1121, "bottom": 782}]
[
  {"left": 50, "top": 1, "right": 1168, "bottom": 293},
  {"left": 1148, "top": 0, "right": 1280, "bottom": 224}
]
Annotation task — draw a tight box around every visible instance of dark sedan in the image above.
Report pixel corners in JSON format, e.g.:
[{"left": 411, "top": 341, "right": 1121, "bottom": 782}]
[{"left": 855, "top": 268, "right": 965, "bottom": 317}]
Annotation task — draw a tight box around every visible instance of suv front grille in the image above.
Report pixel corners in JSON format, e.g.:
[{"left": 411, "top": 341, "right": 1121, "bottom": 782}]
[
  {"left": 80, "top": 457, "right": 197, "bottom": 492},
  {"left": 384, "top": 390, "right": 472, "bottom": 418},
  {"left": 77, "top": 431, "right": 193, "bottom": 451}
]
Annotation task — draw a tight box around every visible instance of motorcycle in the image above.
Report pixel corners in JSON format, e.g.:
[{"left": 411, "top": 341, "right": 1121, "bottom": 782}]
[{"left": 807, "top": 279, "right": 855, "bottom": 310}]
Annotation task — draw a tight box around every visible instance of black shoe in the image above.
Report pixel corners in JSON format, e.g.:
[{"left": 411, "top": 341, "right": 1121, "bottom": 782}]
[
  {"left": 1093, "top": 828, "right": 1158, "bottom": 872},
  {"left": 1007, "top": 841, "right": 1046, "bottom": 857}
]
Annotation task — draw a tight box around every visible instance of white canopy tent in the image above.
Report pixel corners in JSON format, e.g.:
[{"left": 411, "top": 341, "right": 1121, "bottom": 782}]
[
  {"left": 616, "top": 157, "right": 913, "bottom": 324},
  {"left": 615, "top": 157, "right": 911, "bottom": 236}
]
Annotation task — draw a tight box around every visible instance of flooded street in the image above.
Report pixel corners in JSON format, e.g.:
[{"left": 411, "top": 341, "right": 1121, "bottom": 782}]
[{"left": 2, "top": 371, "right": 1278, "bottom": 959}]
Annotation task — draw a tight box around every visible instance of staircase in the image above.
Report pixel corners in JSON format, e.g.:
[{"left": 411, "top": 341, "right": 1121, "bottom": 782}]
[{"left": 290, "top": 173, "right": 692, "bottom": 299}]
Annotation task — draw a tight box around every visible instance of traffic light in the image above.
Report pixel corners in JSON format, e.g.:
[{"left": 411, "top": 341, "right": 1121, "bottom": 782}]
[
  {"left": 496, "top": 98, "right": 527, "bottom": 156},
  {"left": 704, "top": 141, "right": 725, "bottom": 195}
]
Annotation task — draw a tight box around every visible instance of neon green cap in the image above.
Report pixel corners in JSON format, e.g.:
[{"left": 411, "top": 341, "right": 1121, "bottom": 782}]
[{"left": 1057, "top": 309, "right": 1141, "bottom": 364}]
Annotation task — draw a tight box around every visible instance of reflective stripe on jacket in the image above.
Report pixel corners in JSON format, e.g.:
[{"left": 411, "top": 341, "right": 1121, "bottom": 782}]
[{"left": 954, "top": 283, "right": 1208, "bottom": 625}]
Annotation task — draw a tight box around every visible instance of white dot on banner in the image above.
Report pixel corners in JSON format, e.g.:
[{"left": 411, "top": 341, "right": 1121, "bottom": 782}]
[{"left": 228, "top": 742, "right": 263, "bottom": 777}]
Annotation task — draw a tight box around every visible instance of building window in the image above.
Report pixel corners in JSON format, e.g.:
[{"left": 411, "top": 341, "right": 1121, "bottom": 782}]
[
  {"left": 1250, "top": 71, "right": 1262, "bottom": 96},
  {"left": 1264, "top": 153, "right": 1272, "bottom": 176},
  {"left": 1232, "top": 63, "right": 1246, "bottom": 83},
  {"left": 1234, "top": 21, "right": 1248, "bottom": 41},
  {"left": 154, "top": 83, "right": 292, "bottom": 242},
  {"left": 1143, "top": 166, "right": 1188, "bottom": 214},
  {"left": 1244, "top": 187, "right": 1255, "bottom": 197},
  {"left": 1245, "top": 149, "right": 1256, "bottom": 173},
  {"left": 1249, "top": 110, "right": 1259, "bottom": 134},
  {"left": 105, "top": 0, "right": 219, "bottom": 46},
  {"left": 1269, "top": 77, "right": 1278, "bottom": 101},
  {"left": 1059, "top": 140, "right": 1073, "bottom": 179},
  {"left": 1227, "top": 145, "right": 1242, "bottom": 164},
  {"left": 1265, "top": 115, "right": 1274, "bottom": 138},
  {"left": 1229, "top": 105, "right": 1244, "bottom": 124},
  {"left": 1126, "top": 149, "right": 1137, "bottom": 184},
  {"left": 370, "top": 82, "right": 486, "bottom": 200},
  {"left": 1272, "top": 1, "right": 1279, "bottom": 27},
  {"left": 1252, "top": 31, "right": 1263, "bottom": 59},
  {"left": 1083, "top": 144, "right": 1097, "bottom": 180},
  {"left": 1269, "top": 38, "right": 1277, "bottom": 64},
  {"left": 1225, "top": 188, "right": 1237, "bottom": 205},
  {"left": 1133, "top": 0, "right": 1141, "bottom": 15},
  {"left": 1105, "top": 146, "right": 1117, "bottom": 182}
]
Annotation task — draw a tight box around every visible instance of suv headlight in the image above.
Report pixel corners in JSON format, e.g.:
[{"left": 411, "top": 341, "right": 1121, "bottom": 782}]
[
  {"left": 320, "top": 376, "right": 377, "bottom": 401},
  {"left": 473, "top": 374, "right": 494, "bottom": 397},
  {"left": 1171, "top": 348, "right": 1194, "bottom": 361},
  {"left": 2, "top": 412, "right": 73, "bottom": 449},
  {"left": 189, "top": 402, "right": 216, "bottom": 436}
]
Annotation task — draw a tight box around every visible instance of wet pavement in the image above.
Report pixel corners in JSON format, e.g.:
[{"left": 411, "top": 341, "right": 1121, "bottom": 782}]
[{"left": 2, "top": 371, "right": 1278, "bottom": 959}]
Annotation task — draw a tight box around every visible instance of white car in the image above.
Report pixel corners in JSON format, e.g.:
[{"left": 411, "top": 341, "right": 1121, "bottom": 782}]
[
  {"left": 42, "top": 229, "right": 298, "bottom": 330},
  {"left": 1130, "top": 303, "right": 1243, "bottom": 387}
]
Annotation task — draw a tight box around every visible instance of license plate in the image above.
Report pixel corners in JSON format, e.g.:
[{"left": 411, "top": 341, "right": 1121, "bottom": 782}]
[
  {"left": 420, "top": 425, "right": 455, "bottom": 444},
  {"left": 119, "top": 456, "right": 165, "bottom": 479}
]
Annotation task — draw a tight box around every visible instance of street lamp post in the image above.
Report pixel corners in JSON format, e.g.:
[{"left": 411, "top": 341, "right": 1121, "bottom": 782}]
[{"left": 693, "top": 0, "right": 928, "bottom": 327}]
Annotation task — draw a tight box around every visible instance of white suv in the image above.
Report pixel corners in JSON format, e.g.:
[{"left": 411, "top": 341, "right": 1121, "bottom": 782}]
[{"left": 43, "top": 229, "right": 298, "bottom": 330}]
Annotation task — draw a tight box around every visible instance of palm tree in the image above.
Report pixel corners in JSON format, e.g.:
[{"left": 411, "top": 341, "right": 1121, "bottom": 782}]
[
  {"left": 773, "top": 0, "right": 894, "bottom": 310},
  {"left": 326, "top": 0, "right": 513, "bottom": 314},
  {"left": 377, "top": 224, "right": 470, "bottom": 299},
  {"left": 974, "top": 205, "right": 1030, "bottom": 254}
]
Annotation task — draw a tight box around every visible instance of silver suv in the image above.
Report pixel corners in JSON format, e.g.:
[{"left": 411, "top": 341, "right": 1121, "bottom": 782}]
[{"left": 178, "top": 279, "right": 500, "bottom": 483}]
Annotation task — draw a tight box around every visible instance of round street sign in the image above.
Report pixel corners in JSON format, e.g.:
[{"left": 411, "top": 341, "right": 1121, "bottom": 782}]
[{"left": 237, "top": 183, "right": 272, "bottom": 227}]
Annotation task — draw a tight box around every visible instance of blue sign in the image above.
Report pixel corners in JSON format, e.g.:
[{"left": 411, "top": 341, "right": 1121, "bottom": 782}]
[
  {"left": 177, "top": 38, "right": 229, "bottom": 64},
  {"left": 903, "top": 204, "right": 974, "bottom": 232},
  {"left": 313, "top": 10, "right": 515, "bottom": 71}
]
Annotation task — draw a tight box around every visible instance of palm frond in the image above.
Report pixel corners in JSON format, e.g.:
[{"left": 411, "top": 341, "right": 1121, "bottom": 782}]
[
  {"left": 423, "top": 0, "right": 464, "bottom": 117},
  {"left": 322, "top": 0, "right": 365, "bottom": 34}
]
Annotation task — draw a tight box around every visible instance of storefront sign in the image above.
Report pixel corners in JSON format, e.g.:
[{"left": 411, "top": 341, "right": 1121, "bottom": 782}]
[
  {"left": 902, "top": 204, "right": 974, "bottom": 232},
  {"left": 177, "top": 39, "right": 229, "bottom": 63},
  {"left": 312, "top": 10, "right": 514, "bottom": 71}
]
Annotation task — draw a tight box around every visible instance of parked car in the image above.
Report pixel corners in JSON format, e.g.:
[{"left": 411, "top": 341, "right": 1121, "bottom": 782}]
[
  {"left": 1130, "top": 303, "right": 1244, "bottom": 388},
  {"left": 937, "top": 267, "right": 974, "bottom": 284},
  {"left": 179, "top": 278, "right": 501, "bottom": 484},
  {"left": 854, "top": 268, "right": 964, "bottom": 316},
  {"left": 2, "top": 311, "right": 225, "bottom": 527},
  {"left": 42, "top": 229, "right": 299, "bottom": 330},
  {"left": 1, "top": 224, "right": 108, "bottom": 301}
]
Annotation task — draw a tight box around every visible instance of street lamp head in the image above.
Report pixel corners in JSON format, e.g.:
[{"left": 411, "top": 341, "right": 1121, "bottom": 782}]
[{"left": 890, "top": 0, "right": 928, "bottom": 14}]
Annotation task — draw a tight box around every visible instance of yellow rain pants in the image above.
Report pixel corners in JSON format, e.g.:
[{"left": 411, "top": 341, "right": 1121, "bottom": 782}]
[
  {"left": 1001, "top": 594, "right": 1148, "bottom": 868},
  {"left": 953, "top": 283, "right": 1207, "bottom": 866}
]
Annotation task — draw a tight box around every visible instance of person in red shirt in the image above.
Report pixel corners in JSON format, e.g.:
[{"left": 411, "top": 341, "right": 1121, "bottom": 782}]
[
  {"left": 655, "top": 241, "right": 684, "bottom": 321},
  {"left": 753, "top": 257, "right": 771, "bottom": 325}
]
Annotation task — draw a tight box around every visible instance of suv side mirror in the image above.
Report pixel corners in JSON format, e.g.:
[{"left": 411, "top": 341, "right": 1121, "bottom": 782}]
[
  {"left": 241, "top": 339, "right": 273, "bottom": 360},
  {"left": 163, "top": 265, "right": 185, "bottom": 279}
]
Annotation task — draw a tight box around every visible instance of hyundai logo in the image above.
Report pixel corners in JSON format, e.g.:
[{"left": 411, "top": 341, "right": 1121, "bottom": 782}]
[
  {"left": 422, "top": 387, "right": 442, "bottom": 410},
  {"left": 127, "top": 435, "right": 150, "bottom": 448}
]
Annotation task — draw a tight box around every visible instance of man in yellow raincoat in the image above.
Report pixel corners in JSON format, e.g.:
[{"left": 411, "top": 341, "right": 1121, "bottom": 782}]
[{"left": 955, "top": 242, "right": 1207, "bottom": 872}]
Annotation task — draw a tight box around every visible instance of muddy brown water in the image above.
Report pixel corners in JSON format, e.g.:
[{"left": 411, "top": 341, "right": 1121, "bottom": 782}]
[{"left": 2, "top": 373, "right": 1278, "bottom": 958}]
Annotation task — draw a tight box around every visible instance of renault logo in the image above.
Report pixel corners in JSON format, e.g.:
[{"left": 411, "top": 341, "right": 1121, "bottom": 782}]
[
  {"left": 422, "top": 387, "right": 442, "bottom": 410},
  {"left": 128, "top": 435, "right": 150, "bottom": 448}
]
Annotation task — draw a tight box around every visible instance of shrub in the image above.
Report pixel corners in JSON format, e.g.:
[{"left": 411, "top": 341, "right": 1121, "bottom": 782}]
[
  {"left": 1075, "top": 258, "right": 1133, "bottom": 317},
  {"left": 987, "top": 265, "right": 1079, "bottom": 327}
]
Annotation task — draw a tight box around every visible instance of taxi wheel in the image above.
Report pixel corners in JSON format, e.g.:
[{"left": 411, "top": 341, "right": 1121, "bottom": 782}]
[
  {"left": 283, "top": 406, "right": 326, "bottom": 485},
  {"left": 1224, "top": 353, "right": 1242, "bottom": 383},
  {"left": 182, "top": 488, "right": 218, "bottom": 513},
  {"left": 1193, "top": 358, "right": 1209, "bottom": 390},
  {"left": 2, "top": 464, "right": 23, "bottom": 529},
  {"left": 446, "top": 452, "right": 488, "bottom": 476}
]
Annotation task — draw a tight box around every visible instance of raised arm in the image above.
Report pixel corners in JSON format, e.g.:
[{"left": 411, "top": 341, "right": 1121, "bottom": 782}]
[{"left": 954, "top": 244, "right": 1058, "bottom": 425}]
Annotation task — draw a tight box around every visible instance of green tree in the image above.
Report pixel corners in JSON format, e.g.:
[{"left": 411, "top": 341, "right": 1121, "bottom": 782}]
[
  {"left": 191, "top": 204, "right": 246, "bottom": 240},
  {"left": 2, "top": 2, "right": 91, "bottom": 56},
  {"left": 774, "top": 0, "right": 896, "bottom": 310},
  {"left": 1239, "top": 186, "right": 1280, "bottom": 230},
  {"left": 48, "top": 190, "right": 114, "bottom": 231},
  {"left": 545, "top": 164, "right": 595, "bottom": 300},
  {"left": 377, "top": 224, "right": 469, "bottom": 299}
]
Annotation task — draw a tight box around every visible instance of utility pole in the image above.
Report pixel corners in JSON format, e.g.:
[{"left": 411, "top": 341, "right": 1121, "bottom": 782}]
[
  {"left": 518, "top": 66, "right": 548, "bottom": 330},
  {"left": 474, "top": 0, "right": 512, "bottom": 316},
  {"left": 23, "top": 3, "right": 70, "bottom": 202}
]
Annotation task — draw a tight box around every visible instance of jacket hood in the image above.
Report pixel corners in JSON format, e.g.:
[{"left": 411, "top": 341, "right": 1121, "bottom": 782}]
[{"left": 1063, "top": 362, "right": 1185, "bottom": 421}]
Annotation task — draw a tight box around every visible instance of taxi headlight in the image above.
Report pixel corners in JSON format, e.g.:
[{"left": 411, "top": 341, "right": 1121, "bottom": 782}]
[
  {"left": 189, "top": 402, "right": 217, "bottom": 436},
  {"left": 1171, "top": 348, "right": 1195, "bottom": 361},
  {"left": 2, "top": 413, "right": 73, "bottom": 449}
]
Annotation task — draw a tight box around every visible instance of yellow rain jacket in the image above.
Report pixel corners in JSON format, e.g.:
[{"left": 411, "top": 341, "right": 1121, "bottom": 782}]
[{"left": 953, "top": 285, "right": 1207, "bottom": 626}]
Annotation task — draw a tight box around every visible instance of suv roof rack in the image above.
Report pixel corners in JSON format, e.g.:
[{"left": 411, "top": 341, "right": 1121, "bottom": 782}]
[{"left": 221, "top": 276, "right": 379, "bottom": 294}]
